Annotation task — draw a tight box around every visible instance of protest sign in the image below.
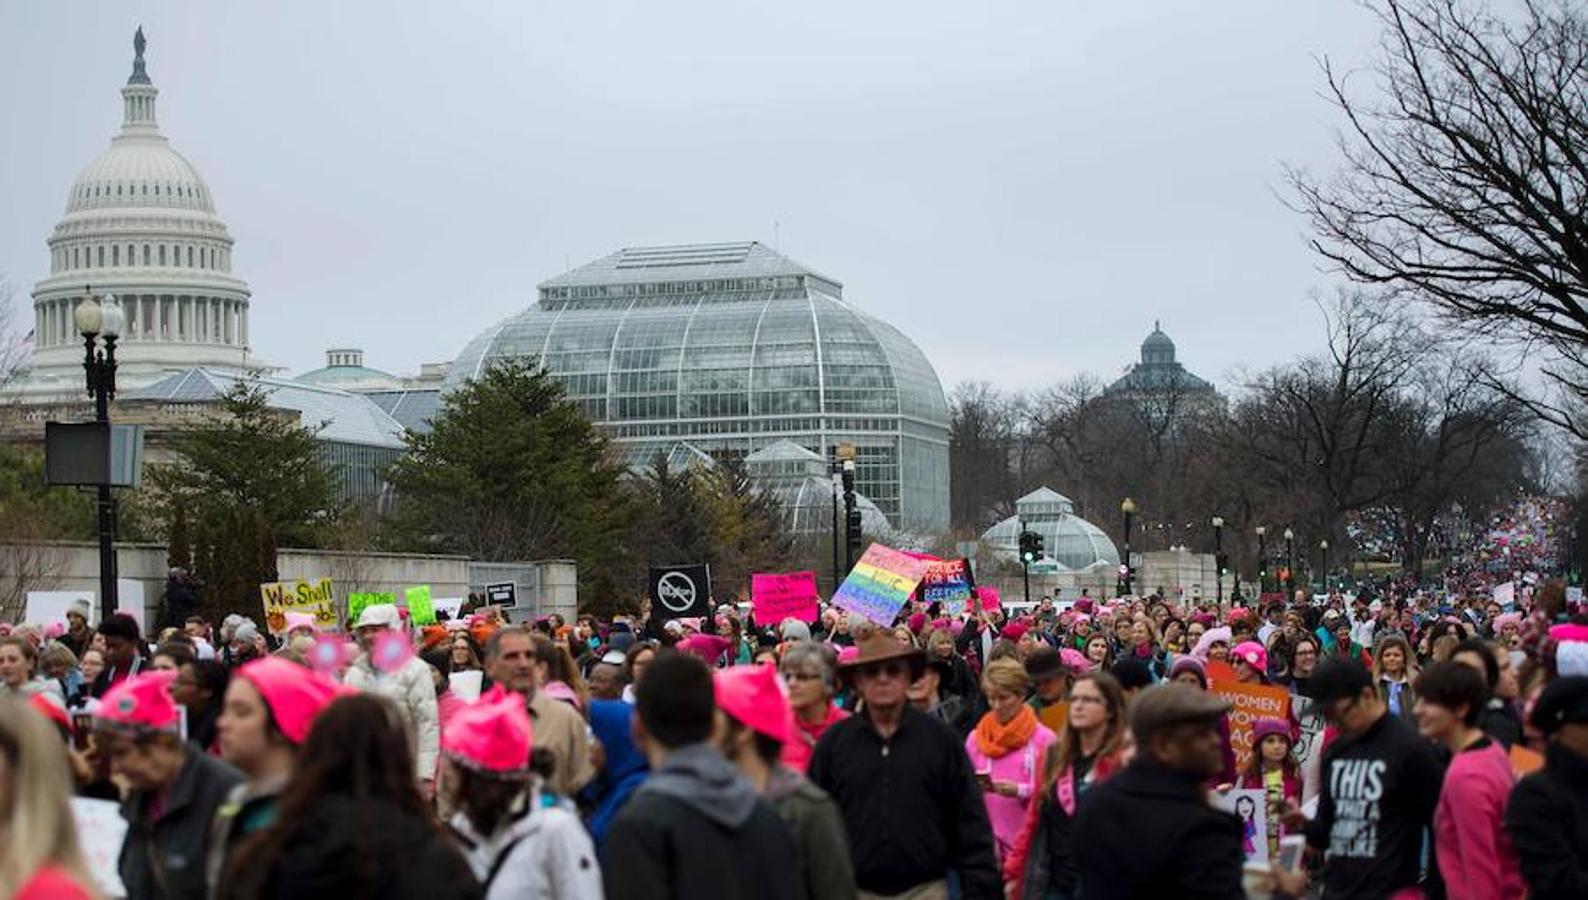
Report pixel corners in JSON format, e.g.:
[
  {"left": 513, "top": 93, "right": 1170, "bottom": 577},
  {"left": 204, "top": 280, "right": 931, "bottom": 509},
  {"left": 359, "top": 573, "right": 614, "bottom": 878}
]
[
  {"left": 648, "top": 565, "right": 712, "bottom": 621},
  {"left": 1204, "top": 659, "right": 1239, "bottom": 684},
  {"left": 751, "top": 571, "right": 819, "bottom": 624},
  {"left": 1209, "top": 678, "right": 1292, "bottom": 772},
  {"left": 920, "top": 558, "right": 974, "bottom": 613},
  {"left": 24, "top": 591, "right": 94, "bottom": 626},
  {"left": 1568, "top": 586, "right": 1584, "bottom": 607},
  {"left": 833, "top": 544, "right": 931, "bottom": 627},
  {"left": 71, "top": 796, "right": 128, "bottom": 897},
  {"left": 450, "top": 670, "right": 484, "bottom": 702},
  {"left": 405, "top": 585, "right": 436, "bottom": 626},
  {"left": 1491, "top": 581, "right": 1516, "bottom": 606},
  {"left": 1212, "top": 789, "right": 1270, "bottom": 863},
  {"left": 348, "top": 591, "right": 397, "bottom": 625},
  {"left": 260, "top": 578, "right": 336, "bottom": 636},
  {"left": 434, "top": 597, "right": 464, "bottom": 621}
]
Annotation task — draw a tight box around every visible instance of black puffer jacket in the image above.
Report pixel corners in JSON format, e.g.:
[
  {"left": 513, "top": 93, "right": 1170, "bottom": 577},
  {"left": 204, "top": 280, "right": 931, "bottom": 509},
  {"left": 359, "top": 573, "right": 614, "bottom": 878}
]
[
  {"left": 249, "top": 796, "right": 479, "bottom": 900},
  {"left": 1505, "top": 742, "right": 1588, "bottom": 900},
  {"left": 119, "top": 749, "right": 243, "bottom": 900}
]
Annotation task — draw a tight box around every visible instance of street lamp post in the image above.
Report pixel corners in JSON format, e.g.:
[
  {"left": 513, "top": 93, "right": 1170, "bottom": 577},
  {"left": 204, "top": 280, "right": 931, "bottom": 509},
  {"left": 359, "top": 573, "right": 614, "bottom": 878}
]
[
  {"left": 1283, "top": 528, "right": 1295, "bottom": 596},
  {"left": 1120, "top": 498, "right": 1137, "bottom": 596},
  {"left": 837, "top": 444, "right": 860, "bottom": 573},
  {"left": 1255, "top": 526, "right": 1267, "bottom": 594},
  {"left": 74, "top": 292, "right": 125, "bottom": 624},
  {"left": 1320, "top": 540, "right": 1330, "bottom": 593},
  {"left": 829, "top": 470, "right": 840, "bottom": 592},
  {"left": 1212, "top": 516, "right": 1225, "bottom": 603}
]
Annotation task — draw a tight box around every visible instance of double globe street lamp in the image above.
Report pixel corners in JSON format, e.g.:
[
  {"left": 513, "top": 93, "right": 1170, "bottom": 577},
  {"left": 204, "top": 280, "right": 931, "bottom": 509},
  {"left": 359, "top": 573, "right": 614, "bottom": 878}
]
[{"left": 74, "top": 292, "right": 125, "bottom": 622}]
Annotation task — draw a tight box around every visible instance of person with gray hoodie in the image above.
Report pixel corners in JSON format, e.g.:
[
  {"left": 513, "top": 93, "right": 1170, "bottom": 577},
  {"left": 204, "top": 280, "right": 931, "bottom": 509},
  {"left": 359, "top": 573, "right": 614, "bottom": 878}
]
[{"left": 602, "top": 650, "right": 802, "bottom": 900}]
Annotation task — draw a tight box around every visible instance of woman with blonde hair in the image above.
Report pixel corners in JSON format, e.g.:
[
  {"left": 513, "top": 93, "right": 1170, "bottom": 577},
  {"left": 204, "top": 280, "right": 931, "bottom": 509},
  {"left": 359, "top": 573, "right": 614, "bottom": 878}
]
[
  {"left": 965, "top": 658, "right": 1059, "bottom": 864},
  {"left": 0, "top": 696, "right": 98, "bottom": 898},
  {"left": 1003, "top": 671, "right": 1129, "bottom": 900}
]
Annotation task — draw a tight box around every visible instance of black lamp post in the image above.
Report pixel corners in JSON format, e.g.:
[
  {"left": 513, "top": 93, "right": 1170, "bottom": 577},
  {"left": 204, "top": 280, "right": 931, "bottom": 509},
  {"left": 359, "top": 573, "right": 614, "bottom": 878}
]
[
  {"left": 829, "top": 468, "right": 840, "bottom": 592},
  {"left": 1212, "top": 515, "right": 1225, "bottom": 602},
  {"left": 1320, "top": 540, "right": 1330, "bottom": 593},
  {"left": 837, "top": 443, "right": 861, "bottom": 572},
  {"left": 1283, "top": 527, "right": 1295, "bottom": 596},
  {"left": 1120, "top": 497, "right": 1137, "bottom": 596},
  {"left": 1255, "top": 526, "right": 1267, "bottom": 593},
  {"left": 74, "top": 291, "right": 125, "bottom": 624}
]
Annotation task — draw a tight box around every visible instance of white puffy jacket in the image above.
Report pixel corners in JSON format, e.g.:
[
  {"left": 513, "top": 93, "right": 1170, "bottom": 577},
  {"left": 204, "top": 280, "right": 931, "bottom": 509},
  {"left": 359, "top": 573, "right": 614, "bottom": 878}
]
[
  {"left": 448, "top": 786, "right": 603, "bottom": 900},
  {"left": 343, "top": 654, "right": 439, "bottom": 779}
]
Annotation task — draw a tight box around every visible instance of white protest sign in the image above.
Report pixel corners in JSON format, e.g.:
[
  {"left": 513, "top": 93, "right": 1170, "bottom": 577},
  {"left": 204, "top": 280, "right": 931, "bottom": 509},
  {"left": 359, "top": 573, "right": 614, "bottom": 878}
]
[
  {"left": 449, "top": 669, "right": 484, "bottom": 702},
  {"left": 434, "top": 597, "right": 465, "bottom": 622},
  {"left": 1212, "top": 788, "right": 1270, "bottom": 863},
  {"left": 24, "top": 591, "right": 94, "bottom": 626},
  {"left": 71, "top": 796, "right": 129, "bottom": 897},
  {"left": 1491, "top": 581, "right": 1516, "bottom": 607}
]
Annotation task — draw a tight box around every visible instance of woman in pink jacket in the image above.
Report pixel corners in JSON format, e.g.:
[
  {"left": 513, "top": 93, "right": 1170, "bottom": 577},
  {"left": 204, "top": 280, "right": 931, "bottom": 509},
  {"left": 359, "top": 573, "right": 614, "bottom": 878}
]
[
  {"left": 965, "top": 658, "right": 1058, "bottom": 862},
  {"left": 1414, "top": 661, "right": 1525, "bottom": 900}
]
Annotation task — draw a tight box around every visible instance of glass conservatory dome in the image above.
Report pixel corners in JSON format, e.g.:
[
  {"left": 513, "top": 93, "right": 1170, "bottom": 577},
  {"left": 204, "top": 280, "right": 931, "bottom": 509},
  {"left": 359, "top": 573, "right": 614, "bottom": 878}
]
[
  {"left": 982, "top": 487, "right": 1121, "bottom": 571},
  {"left": 447, "top": 242, "right": 950, "bottom": 533},
  {"left": 743, "top": 440, "right": 894, "bottom": 537}
]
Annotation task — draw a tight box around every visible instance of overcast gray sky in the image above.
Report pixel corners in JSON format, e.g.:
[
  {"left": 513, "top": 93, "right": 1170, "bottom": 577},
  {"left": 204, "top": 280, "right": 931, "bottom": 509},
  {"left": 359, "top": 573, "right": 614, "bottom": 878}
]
[{"left": 0, "top": 1, "right": 1383, "bottom": 393}]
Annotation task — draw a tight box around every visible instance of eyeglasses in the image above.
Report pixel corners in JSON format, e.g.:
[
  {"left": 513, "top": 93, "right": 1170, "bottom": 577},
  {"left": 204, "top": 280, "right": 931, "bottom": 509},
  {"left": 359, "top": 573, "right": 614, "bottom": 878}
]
[
  {"left": 856, "top": 660, "right": 908, "bottom": 680},
  {"left": 782, "top": 670, "right": 824, "bottom": 682}
]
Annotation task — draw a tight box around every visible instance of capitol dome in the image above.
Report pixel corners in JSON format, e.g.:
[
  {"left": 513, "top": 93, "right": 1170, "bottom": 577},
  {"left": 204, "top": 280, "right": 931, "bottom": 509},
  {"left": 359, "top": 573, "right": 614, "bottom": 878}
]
[
  {"left": 448, "top": 242, "right": 951, "bottom": 533},
  {"left": 20, "top": 29, "right": 257, "bottom": 397},
  {"left": 982, "top": 487, "right": 1121, "bottom": 571}
]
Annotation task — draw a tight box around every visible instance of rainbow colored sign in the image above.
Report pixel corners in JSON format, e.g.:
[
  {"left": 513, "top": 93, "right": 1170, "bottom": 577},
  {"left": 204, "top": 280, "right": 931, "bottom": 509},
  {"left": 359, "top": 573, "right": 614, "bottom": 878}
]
[{"left": 833, "top": 544, "right": 932, "bottom": 627}]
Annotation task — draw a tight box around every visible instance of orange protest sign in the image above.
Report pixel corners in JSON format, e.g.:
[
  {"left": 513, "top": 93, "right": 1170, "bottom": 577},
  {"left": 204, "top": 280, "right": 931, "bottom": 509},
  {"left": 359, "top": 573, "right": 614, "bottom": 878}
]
[
  {"left": 1208, "top": 679, "right": 1291, "bottom": 772},
  {"left": 1204, "top": 659, "right": 1239, "bottom": 683},
  {"left": 1509, "top": 744, "right": 1543, "bottom": 778}
]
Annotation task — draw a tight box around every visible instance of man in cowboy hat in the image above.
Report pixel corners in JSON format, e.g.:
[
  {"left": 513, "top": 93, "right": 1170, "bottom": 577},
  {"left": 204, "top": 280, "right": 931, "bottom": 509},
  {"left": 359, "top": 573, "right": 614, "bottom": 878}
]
[{"left": 809, "top": 632, "right": 999, "bottom": 900}]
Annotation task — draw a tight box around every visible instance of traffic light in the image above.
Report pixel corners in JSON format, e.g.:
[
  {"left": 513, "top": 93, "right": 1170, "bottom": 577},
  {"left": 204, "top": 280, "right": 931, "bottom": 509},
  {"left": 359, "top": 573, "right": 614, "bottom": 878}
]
[
  {"left": 1031, "top": 532, "right": 1044, "bottom": 560},
  {"left": 1216, "top": 553, "right": 1230, "bottom": 577},
  {"left": 1019, "top": 531, "right": 1040, "bottom": 564}
]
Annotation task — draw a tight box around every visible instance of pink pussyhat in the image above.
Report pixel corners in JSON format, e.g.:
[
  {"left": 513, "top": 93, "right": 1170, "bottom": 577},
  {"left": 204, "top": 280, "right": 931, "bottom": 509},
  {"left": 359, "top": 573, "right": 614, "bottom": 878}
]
[
  {"left": 96, "top": 670, "right": 182, "bottom": 735},
  {"left": 236, "top": 657, "right": 346, "bottom": 745},
  {"left": 442, "top": 684, "right": 534, "bottom": 777},
  {"left": 1059, "top": 647, "right": 1091, "bottom": 673},
  {"left": 837, "top": 645, "right": 860, "bottom": 664},
  {"left": 714, "top": 664, "right": 791, "bottom": 743},
  {"left": 1232, "top": 641, "right": 1268, "bottom": 673},
  {"left": 283, "top": 612, "right": 318, "bottom": 636}
]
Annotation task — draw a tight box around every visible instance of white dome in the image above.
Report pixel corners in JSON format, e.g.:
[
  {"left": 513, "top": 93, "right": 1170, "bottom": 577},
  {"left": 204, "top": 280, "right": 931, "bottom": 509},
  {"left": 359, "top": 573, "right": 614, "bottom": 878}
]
[{"left": 14, "top": 29, "right": 261, "bottom": 399}]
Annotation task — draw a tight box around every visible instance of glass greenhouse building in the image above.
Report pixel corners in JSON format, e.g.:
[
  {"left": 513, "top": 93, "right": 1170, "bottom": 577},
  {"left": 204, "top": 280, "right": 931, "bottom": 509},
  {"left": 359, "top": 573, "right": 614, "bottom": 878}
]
[{"left": 447, "top": 242, "right": 950, "bottom": 533}]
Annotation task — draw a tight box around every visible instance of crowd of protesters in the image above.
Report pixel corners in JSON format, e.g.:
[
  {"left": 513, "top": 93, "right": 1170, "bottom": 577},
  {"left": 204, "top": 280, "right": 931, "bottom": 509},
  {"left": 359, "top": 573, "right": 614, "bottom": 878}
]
[{"left": 1, "top": 555, "right": 1586, "bottom": 900}]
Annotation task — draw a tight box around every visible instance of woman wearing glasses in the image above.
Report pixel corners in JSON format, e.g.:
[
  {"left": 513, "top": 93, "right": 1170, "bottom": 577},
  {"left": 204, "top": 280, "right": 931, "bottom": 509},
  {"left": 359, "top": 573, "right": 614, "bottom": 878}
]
[{"left": 779, "top": 641, "right": 848, "bottom": 774}]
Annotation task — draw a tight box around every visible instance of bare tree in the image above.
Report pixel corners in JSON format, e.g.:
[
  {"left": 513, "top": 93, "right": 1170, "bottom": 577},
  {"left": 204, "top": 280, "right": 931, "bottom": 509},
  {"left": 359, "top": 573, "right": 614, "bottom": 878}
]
[
  {"left": 1291, "top": 0, "right": 1588, "bottom": 434},
  {"left": 0, "top": 278, "right": 30, "bottom": 394}
]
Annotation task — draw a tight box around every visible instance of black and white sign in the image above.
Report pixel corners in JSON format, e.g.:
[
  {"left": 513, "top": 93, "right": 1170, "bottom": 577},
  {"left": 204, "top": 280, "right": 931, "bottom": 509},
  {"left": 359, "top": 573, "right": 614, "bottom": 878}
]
[
  {"left": 648, "top": 565, "right": 711, "bottom": 620},
  {"left": 486, "top": 582, "right": 518, "bottom": 608}
]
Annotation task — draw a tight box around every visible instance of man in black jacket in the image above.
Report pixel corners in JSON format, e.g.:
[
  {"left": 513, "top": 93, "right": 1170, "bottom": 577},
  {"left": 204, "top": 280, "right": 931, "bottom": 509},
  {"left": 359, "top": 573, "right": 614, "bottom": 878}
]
[
  {"left": 603, "top": 651, "right": 800, "bottom": 900},
  {"left": 1505, "top": 675, "right": 1588, "bottom": 899},
  {"left": 1073, "top": 684, "right": 1307, "bottom": 899},
  {"left": 811, "top": 632, "right": 1000, "bottom": 899}
]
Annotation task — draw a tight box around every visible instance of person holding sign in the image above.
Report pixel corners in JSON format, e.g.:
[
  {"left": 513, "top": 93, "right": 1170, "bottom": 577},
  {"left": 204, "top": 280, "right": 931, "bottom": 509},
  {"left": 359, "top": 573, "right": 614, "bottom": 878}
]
[
  {"left": 342, "top": 604, "right": 440, "bottom": 790},
  {"left": 0, "top": 697, "right": 98, "bottom": 899}
]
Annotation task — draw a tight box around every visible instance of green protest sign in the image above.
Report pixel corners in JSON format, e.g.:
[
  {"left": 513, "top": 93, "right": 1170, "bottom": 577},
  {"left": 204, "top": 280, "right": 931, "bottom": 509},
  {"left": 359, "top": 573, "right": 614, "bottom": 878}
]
[
  {"left": 348, "top": 591, "right": 396, "bottom": 625},
  {"left": 405, "top": 585, "right": 436, "bottom": 626}
]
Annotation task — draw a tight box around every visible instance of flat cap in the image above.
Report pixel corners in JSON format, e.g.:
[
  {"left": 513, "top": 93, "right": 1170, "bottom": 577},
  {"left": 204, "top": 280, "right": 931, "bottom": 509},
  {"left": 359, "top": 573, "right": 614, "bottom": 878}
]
[{"left": 1131, "top": 683, "right": 1230, "bottom": 742}]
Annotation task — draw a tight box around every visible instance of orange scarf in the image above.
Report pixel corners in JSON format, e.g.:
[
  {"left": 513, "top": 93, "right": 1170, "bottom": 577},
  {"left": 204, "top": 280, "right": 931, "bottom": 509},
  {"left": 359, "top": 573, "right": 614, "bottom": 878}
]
[{"left": 974, "top": 704, "right": 1038, "bottom": 759}]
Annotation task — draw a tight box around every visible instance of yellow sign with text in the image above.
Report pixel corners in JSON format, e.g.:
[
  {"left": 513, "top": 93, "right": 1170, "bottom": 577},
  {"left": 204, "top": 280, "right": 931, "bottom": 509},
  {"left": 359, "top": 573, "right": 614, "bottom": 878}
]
[{"left": 260, "top": 578, "right": 336, "bottom": 636}]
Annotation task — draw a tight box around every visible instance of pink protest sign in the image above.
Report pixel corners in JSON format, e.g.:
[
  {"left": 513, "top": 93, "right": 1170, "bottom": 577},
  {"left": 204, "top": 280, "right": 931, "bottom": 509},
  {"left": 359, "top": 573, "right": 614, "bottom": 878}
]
[{"left": 752, "top": 571, "right": 819, "bottom": 624}]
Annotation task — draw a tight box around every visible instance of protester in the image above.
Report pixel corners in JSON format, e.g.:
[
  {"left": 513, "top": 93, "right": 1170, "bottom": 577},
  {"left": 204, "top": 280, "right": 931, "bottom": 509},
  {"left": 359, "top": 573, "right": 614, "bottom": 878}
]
[
  {"left": 1022, "top": 647, "right": 1069, "bottom": 715},
  {"left": 587, "top": 649, "right": 627, "bottom": 701},
  {"left": 910, "top": 654, "right": 973, "bottom": 736},
  {"left": 78, "top": 648, "right": 106, "bottom": 699},
  {"left": 531, "top": 632, "right": 589, "bottom": 711},
  {"left": 97, "top": 670, "right": 243, "bottom": 900},
  {"left": 1412, "top": 661, "right": 1524, "bottom": 900},
  {"left": 1004, "top": 672, "right": 1128, "bottom": 900},
  {"left": 58, "top": 600, "right": 94, "bottom": 659},
  {"left": 1503, "top": 675, "right": 1588, "bottom": 899},
  {"left": 90, "top": 613, "right": 145, "bottom": 698},
  {"left": 218, "top": 694, "right": 477, "bottom": 899},
  {"left": 0, "top": 636, "right": 66, "bottom": 706},
  {"left": 1073, "top": 684, "right": 1306, "bottom": 898},
  {"left": 715, "top": 664, "right": 858, "bottom": 900},
  {"left": 965, "top": 658, "right": 1058, "bottom": 862},
  {"left": 927, "top": 626, "right": 976, "bottom": 700},
  {"left": 1237, "top": 718, "right": 1303, "bottom": 862},
  {"left": 1286, "top": 656, "right": 1443, "bottom": 898},
  {"left": 779, "top": 641, "right": 848, "bottom": 774},
  {"left": 343, "top": 604, "right": 441, "bottom": 788},
  {"left": 208, "top": 656, "right": 343, "bottom": 893},
  {"left": 603, "top": 651, "right": 800, "bottom": 900},
  {"left": 0, "top": 697, "right": 98, "bottom": 899},
  {"left": 810, "top": 632, "right": 1000, "bottom": 899},
  {"left": 1373, "top": 632, "right": 1419, "bottom": 720},
  {"left": 1451, "top": 638, "right": 1523, "bottom": 748},
  {"left": 483, "top": 626, "right": 592, "bottom": 797},
  {"left": 440, "top": 685, "right": 602, "bottom": 898},
  {"left": 579, "top": 698, "right": 648, "bottom": 848},
  {"left": 38, "top": 641, "right": 87, "bottom": 708}
]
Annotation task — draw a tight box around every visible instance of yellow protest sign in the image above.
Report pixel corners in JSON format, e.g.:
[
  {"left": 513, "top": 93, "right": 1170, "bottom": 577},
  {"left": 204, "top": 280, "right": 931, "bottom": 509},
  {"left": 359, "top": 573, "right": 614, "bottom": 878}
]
[{"left": 260, "top": 578, "right": 336, "bottom": 636}]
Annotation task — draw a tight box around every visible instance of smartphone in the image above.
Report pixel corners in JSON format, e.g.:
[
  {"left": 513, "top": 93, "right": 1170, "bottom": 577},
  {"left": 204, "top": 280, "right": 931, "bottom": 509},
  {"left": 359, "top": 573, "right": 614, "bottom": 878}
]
[
  {"left": 71, "top": 714, "right": 93, "bottom": 751},
  {"left": 1278, "top": 835, "right": 1306, "bottom": 872}
]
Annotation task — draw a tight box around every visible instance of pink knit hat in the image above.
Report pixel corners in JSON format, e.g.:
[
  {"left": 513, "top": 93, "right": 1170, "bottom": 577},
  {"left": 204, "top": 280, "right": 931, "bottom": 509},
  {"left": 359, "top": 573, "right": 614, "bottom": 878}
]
[
  {"left": 1001, "top": 621, "right": 1029, "bottom": 642},
  {"left": 677, "top": 633, "right": 734, "bottom": 666},
  {"left": 1232, "top": 641, "right": 1268, "bottom": 673},
  {"left": 1059, "top": 647, "right": 1091, "bottom": 673},
  {"left": 96, "top": 671, "right": 182, "bottom": 735},
  {"left": 442, "top": 685, "right": 534, "bottom": 777},
  {"left": 235, "top": 657, "right": 345, "bottom": 745},
  {"left": 283, "top": 612, "right": 318, "bottom": 636},
  {"left": 837, "top": 645, "right": 860, "bottom": 664},
  {"left": 1251, "top": 717, "right": 1294, "bottom": 747},
  {"left": 714, "top": 664, "right": 791, "bottom": 743}
]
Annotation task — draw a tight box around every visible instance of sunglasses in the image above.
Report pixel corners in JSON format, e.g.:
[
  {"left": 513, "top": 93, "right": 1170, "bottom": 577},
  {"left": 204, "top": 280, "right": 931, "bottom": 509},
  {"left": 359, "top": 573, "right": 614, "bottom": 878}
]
[{"left": 856, "top": 660, "right": 909, "bottom": 680}]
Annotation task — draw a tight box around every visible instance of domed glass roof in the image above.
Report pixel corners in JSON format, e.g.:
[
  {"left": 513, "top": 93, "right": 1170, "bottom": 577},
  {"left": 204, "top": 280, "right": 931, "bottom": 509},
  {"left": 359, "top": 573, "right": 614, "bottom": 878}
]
[
  {"left": 982, "top": 487, "right": 1121, "bottom": 571},
  {"left": 447, "top": 242, "right": 951, "bottom": 532},
  {"left": 744, "top": 441, "right": 894, "bottom": 537}
]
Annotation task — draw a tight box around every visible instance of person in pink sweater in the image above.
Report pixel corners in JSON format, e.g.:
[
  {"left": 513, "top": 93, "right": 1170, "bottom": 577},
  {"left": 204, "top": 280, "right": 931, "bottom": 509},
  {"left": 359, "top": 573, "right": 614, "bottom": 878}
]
[
  {"left": 965, "top": 658, "right": 1058, "bottom": 862},
  {"left": 1414, "top": 661, "right": 1526, "bottom": 900}
]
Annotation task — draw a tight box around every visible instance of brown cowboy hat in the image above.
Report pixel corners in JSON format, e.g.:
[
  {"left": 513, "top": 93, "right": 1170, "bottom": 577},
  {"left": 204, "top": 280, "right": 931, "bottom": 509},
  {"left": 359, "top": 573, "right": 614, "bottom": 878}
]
[{"left": 839, "top": 632, "right": 927, "bottom": 682}]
